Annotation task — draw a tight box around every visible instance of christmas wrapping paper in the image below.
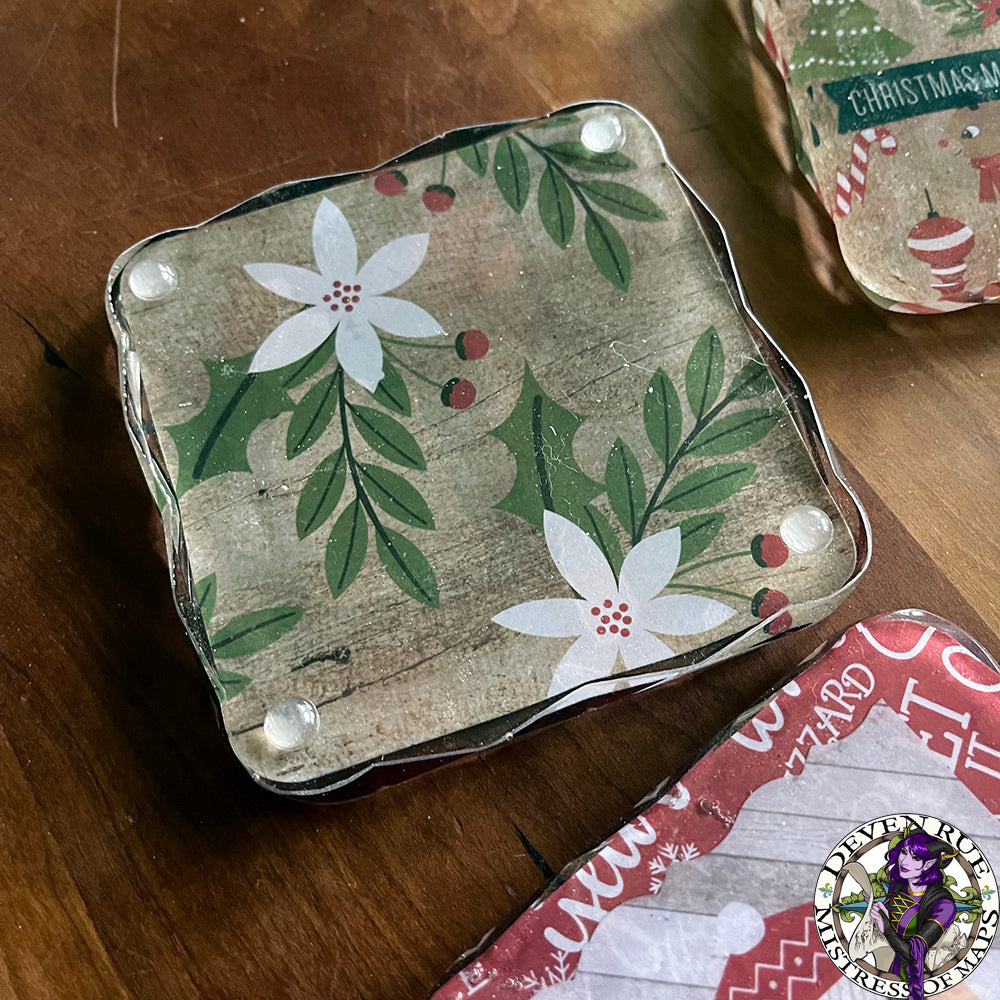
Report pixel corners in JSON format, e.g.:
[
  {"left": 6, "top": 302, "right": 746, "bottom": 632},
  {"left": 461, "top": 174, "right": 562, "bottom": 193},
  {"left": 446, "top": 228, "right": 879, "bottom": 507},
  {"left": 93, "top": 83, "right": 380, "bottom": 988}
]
[
  {"left": 754, "top": 0, "right": 1000, "bottom": 312},
  {"left": 434, "top": 610, "right": 1000, "bottom": 998}
]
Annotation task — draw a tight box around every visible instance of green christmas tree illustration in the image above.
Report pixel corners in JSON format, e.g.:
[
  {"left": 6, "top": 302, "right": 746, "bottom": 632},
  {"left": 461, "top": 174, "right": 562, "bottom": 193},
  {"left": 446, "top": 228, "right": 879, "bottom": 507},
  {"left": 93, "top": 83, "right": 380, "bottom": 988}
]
[{"left": 789, "top": 0, "right": 914, "bottom": 84}]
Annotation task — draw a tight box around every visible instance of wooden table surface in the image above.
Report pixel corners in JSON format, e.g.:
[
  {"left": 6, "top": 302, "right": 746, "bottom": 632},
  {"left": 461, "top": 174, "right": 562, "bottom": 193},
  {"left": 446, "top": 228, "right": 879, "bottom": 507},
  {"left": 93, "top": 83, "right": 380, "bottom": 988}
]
[{"left": 2, "top": 1, "right": 999, "bottom": 997}]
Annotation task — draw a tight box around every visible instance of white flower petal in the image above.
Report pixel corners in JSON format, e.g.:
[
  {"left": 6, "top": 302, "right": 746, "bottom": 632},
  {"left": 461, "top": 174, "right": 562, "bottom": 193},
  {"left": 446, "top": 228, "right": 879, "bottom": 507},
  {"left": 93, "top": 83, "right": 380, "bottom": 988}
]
[
  {"left": 312, "top": 198, "right": 357, "bottom": 280},
  {"left": 356, "top": 233, "right": 429, "bottom": 296},
  {"left": 543, "top": 511, "right": 618, "bottom": 601},
  {"left": 619, "top": 526, "right": 682, "bottom": 604},
  {"left": 335, "top": 314, "right": 384, "bottom": 391},
  {"left": 247, "top": 307, "right": 334, "bottom": 373},
  {"left": 619, "top": 628, "right": 675, "bottom": 671},
  {"left": 547, "top": 633, "right": 620, "bottom": 697},
  {"left": 242, "top": 263, "right": 328, "bottom": 305},
  {"left": 642, "top": 593, "right": 736, "bottom": 636},
  {"left": 492, "top": 598, "right": 586, "bottom": 638},
  {"left": 364, "top": 296, "right": 445, "bottom": 340}
]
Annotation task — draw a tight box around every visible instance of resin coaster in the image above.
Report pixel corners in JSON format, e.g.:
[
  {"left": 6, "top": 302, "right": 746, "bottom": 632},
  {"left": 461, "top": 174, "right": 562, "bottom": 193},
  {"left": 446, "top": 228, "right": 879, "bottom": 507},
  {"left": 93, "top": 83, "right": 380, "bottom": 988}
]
[
  {"left": 107, "top": 102, "right": 869, "bottom": 797},
  {"left": 434, "top": 610, "right": 1000, "bottom": 999},
  {"left": 754, "top": 0, "right": 1000, "bottom": 313}
]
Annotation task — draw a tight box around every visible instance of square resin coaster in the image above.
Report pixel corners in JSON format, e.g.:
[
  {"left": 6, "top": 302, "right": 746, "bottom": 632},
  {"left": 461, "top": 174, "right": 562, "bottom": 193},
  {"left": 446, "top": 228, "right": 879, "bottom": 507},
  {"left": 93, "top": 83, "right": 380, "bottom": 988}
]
[
  {"left": 107, "top": 102, "right": 869, "bottom": 797},
  {"left": 434, "top": 610, "right": 1000, "bottom": 999},
  {"left": 754, "top": 0, "right": 1000, "bottom": 313}
]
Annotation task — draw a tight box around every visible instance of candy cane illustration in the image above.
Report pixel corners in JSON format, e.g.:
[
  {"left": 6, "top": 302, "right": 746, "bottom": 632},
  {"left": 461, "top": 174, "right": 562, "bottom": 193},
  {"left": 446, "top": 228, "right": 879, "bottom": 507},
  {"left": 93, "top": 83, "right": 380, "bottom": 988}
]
[{"left": 833, "top": 126, "right": 897, "bottom": 218}]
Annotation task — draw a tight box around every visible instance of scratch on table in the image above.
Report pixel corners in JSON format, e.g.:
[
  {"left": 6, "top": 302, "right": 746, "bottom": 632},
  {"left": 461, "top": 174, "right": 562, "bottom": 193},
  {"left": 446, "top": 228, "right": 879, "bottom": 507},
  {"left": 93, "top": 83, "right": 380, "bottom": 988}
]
[
  {"left": 111, "top": 0, "right": 123, "bottom": 128},
  {"left": 0, "top": 2, "right": 71, "bottom": 116}
]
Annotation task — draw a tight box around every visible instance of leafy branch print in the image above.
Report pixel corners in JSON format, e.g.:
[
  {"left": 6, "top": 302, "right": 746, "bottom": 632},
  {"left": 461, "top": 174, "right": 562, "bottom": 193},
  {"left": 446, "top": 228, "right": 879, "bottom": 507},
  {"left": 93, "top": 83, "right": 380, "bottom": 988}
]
[{"left": 453, "top": 123, "right": 668, "bottom": 290}]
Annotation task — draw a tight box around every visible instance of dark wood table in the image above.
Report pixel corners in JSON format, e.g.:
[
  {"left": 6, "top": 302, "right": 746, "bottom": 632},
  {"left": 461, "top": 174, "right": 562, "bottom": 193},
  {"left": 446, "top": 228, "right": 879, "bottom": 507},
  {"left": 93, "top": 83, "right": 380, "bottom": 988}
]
[{"left": 2, "top": 1, "right": 998, "bottom": 997}]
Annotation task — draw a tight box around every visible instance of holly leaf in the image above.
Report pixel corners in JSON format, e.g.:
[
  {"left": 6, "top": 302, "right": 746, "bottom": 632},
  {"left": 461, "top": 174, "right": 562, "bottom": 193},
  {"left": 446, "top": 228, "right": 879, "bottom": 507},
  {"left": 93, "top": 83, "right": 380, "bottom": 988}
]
[
  {"left": 325, "top": 499, "right": 368, "bottom": 599},
  {"left": 350, "top": 404, "right": 425, "bottom": 469},
  {"left": 643, "top": 368, "right": 683, "bottom": 463},
  {"left": 210, "top": 605, "right": 304, "bottom": 659},
  {"left": 688, "top": 409, "right": 779, "bottom": 457},
  {"left": 542, "top": 140, "right": 636, "bottom": 172},
  {"left": 585, "top": 212, "right": 630, "bottom": 290},
  {"left": 456, "top": 142, "right": 490, "bottom": 176},
  {"left": 375, "top": 526, "right": 439, "bottom": 608},
  {"left": 195, "top": 573, "right": 217, "bottom": 625},
  {"left": 286, "top": 371, "right": 338, "bottom": 458},
  {"left": 167, "top": 352, "right": 295, "bottom": 495},
  {"left": 368, "top": 359, "right": 410, "bottom": 416},
  {"left": 676, "top": 512, "right": 725, "bottom": 564},
  {"left": 296, "top": 448, "right": 347, "bottom": 538},
  {"left": 537, "top": 163, "right": 575, "bottom": 248},
  {"left": 494, "top": 135, "right": 531, "bottom": 213},
  {"left": 685, "top": 326, "right": 725, "bottom": 420},
  {"left": 577, "top": 180, "right": 667, "bottom": 222},
  {"left": 605, "top": 437, "right": 646, "bottom": 540},
  {"left": 489, "top": 363, "right": 604, "bottom": 532},
  {"left": 657, "top": 463, "right": 756, "bottom": 512}
]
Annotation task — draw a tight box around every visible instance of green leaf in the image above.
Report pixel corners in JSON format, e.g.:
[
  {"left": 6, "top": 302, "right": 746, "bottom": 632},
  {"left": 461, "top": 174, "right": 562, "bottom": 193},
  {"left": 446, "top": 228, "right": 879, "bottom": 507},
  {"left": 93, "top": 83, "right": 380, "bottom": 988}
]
[
  {"left": 537, "top": 163, "right": 575, "bottom": 248},
  {"left": 375, "top": 526, "right": 439, "bottom": 607},
  {"left": 280, "top": 329, "right": 339, "bottom": 389},
  {"left": 534, "top": 113, "right": 580, "bottom": 129},
  {"left": 167, "top": 352, "right": 294, "bottom": 495},
  {"left": 296, "top": 448, "right": 347, "bottom": 538},
  {"left": 210, "top": 605, "right": 304, "bottom": 659},
  {"left": 543, "top": 140, "right": 636, "bottom": 172},
  {"left": 584, "top": 212, "right": 630, "bottom": 290},
  {"left": 688, "top": 409, "right": 779, "bottom": 457},
  {"left": 728, "top": 360, "right": 773, "bottom": 400},
  {"left": 489, "top": 363, "right": 603, "bottom": 532},
  {"left": 643, "top": 368, "right": 683, "bottom": 463},
  {"left": 605, "top": 438, "right": 646, "bottom": 540},
  {"left": 456, "top": 142, "right": 489, "bottom": 176},
  {"left": 575, "top": 505, "right": 623, "bottom": 577},
  {"left": 494, "top": 135, "right": 531, "bottom": 213},
  {"left": 577, "top": 180, "right": 667, "bottom": 222},
  {"left": 369, "top": 360, "right": 411, "bottom": 416},
  {"left": 677, "top": 512, "right": 725, "bottom": 564},
  {"left": 212, "top": 669, "right": 252, "bottom": 701},
  {"left": 325, "top": 499, "right": 368, "bottom": 598},
  {"left": 195, "top": 573, "right": 217, "bottom": 625},
  {"left": 359, "top": 464, "right": 435, "bottom": 529},
  {"left": 685, "top": 326, "right": 725, "bottom": 420},
  {"left": 286, "top": 372, "right": 338, "bottom": 458},
  {"left": 658, "top": 463, "right": 756, "bottom": 512},
  {"left": 350, "top": 404, "right": 425, "bottom": 469}
]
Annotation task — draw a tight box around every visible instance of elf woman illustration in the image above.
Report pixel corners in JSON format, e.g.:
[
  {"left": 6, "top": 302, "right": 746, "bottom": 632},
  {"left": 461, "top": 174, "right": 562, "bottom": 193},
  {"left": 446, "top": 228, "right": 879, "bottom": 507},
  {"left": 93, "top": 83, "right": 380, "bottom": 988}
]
[{"left": 846, "top": 823, "right": 965, "bottom": 1000}]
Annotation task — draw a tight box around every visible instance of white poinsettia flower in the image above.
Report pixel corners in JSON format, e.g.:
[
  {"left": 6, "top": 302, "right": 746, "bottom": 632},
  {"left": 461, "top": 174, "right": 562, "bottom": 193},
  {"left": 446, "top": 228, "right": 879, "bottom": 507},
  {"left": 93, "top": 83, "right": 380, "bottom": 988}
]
[
  {"left": 493, "top": 511, "right": 736, "bottom": 697},
  {"left": 243, "top": 197, "right": 443, "bottom": 390}
]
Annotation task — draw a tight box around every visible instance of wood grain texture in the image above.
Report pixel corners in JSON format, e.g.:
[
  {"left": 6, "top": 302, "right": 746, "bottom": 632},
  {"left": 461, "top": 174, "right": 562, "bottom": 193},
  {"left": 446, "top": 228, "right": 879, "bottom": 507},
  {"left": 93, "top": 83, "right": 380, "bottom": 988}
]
[{"left": 1, "top": 1, "right": 998, "bottom": 997}]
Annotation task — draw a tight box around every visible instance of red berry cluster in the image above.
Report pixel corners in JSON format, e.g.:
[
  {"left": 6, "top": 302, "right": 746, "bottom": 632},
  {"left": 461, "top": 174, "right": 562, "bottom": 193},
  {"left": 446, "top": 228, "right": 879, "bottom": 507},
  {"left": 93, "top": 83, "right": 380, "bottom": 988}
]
[
  {"left": 440, "top": 330, "right": 490, "bottom": 409},
  {"left": 751, "top": 533, "right": 788, "bottom": 568},
  {"left": 441, "top": 377, "right": 476, "bottom": 410},
  {"left": 373, "top": 170, "right": 456, "bottom": 212},
  {"left": 751, "top": 588, "right": 792, "bottom": 636}
]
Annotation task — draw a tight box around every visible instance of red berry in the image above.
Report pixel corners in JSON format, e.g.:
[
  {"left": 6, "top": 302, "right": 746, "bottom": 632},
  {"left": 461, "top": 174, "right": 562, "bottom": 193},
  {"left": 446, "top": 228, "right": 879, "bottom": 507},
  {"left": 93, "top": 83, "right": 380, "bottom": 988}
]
[
  {"left": 765, "top": 611, "right": 793, "bottom": 636},
  {"left": 441, "top": 377, "right": 476, "bottom": 409},
  {"left": 455, "top": 328, "right": 489, "bottom": 360},
  {"left": 751, "top": 588, "right": 789, "bottom": 619},
  {"left": 751, "top": 533, "right": 789, "bottom": 568},
  {"left": 374, "top": 170, "right": 408, "bottom": 196},
  {"left": 422, "top": 184, "right": 455, "bottom": 212}
]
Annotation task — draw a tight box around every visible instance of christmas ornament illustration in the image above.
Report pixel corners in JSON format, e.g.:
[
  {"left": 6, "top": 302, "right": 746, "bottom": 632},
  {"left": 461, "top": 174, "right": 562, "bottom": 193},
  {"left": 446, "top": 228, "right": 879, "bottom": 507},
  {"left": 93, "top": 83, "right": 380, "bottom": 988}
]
[
  {"left": 907, "top": 192, "right": 975, "bottom": 301},
  {"left": 833, "top": 126, "right": 898, "bottom": 218}
]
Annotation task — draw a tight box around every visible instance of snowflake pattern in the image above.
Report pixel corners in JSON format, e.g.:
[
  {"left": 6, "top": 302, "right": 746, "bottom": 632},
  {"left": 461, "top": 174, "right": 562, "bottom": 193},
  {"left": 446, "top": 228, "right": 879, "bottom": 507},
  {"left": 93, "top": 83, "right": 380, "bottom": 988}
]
[
  {"left": 648, "top": 841, "right": 701, "bottom": 893},
  {"left": 521, "top": 950, "right": 573, "bottom": 990}
]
